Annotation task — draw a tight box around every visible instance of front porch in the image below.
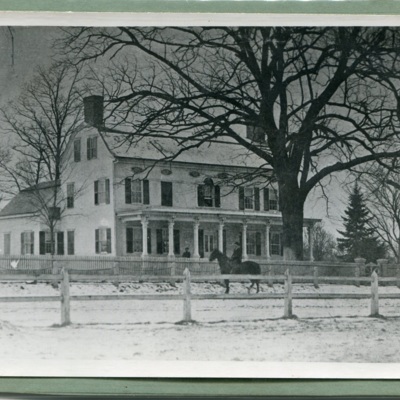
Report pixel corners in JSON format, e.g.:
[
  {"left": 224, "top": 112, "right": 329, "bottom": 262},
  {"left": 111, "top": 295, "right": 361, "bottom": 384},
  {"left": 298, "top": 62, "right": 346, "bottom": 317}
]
[{"left": 116, "top": 209, "right": 317, "bottom": 261}]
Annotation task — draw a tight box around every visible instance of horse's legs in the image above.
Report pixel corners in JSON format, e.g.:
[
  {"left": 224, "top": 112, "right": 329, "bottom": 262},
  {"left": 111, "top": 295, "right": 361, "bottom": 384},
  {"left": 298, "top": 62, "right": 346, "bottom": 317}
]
[
  {"left": 224, "top": 279, "right": 229, "bottom": 294},
  {"left": 256, "top": 280, "right": 260, "bottom": 293}
]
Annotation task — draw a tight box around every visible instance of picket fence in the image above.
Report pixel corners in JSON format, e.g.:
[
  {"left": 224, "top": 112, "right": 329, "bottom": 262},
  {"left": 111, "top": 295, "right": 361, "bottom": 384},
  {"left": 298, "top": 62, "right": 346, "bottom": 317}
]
[
  {"left": 0, "top": 254, "right": 398, "bottom": 279},
  {"left": 0, "top": 268, "right": 399, "bottom": 325}
]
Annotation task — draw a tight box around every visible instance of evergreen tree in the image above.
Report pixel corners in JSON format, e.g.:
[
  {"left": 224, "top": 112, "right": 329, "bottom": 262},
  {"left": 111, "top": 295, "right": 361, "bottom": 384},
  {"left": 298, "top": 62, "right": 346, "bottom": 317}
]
[{"left": 338, "top": 183, "right": 386, "bottom": 263}]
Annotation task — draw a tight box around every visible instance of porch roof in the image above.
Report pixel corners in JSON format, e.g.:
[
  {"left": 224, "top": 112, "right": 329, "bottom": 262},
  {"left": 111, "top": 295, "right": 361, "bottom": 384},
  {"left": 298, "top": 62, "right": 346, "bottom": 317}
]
[{"left": 117, "top": 207, "right": 320, "bottom": 226}]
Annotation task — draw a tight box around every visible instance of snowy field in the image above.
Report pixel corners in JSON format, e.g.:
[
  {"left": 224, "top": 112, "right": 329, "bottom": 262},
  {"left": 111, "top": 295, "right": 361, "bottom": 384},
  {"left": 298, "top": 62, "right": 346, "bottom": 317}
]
[{"left": 0, "top": 280, "right": 400, "bottom": 365}]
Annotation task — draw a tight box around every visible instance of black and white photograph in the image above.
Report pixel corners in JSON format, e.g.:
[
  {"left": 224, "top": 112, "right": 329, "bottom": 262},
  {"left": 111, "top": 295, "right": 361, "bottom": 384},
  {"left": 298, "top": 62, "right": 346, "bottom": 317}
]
[{"left": 1, "top": 22, "right": 400, "bottom": 378}]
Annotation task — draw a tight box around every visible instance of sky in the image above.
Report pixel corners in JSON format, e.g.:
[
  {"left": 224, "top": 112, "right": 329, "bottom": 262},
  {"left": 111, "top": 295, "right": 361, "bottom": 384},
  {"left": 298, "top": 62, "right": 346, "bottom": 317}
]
[{"left": 0, "top": 27, "right": 348, "bottom": 237}]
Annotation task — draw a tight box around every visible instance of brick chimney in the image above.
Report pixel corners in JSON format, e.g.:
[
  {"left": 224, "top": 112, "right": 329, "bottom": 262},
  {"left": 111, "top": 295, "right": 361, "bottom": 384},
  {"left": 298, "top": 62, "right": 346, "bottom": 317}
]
[{"left": 83, "top": 95, "right": 104, "bottom": 126}]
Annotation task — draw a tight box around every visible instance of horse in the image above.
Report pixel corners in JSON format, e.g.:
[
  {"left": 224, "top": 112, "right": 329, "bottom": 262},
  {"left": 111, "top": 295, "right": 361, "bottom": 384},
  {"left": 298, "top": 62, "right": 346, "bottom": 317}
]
[{"left": 209, "top": 249, "right": 261, "bottom": 294}]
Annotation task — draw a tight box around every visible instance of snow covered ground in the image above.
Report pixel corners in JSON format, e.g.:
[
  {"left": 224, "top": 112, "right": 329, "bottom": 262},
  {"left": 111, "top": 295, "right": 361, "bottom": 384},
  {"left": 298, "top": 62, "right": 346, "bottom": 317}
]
[{"left": 0, "top": 280, "right": 400, "bottom": 366}]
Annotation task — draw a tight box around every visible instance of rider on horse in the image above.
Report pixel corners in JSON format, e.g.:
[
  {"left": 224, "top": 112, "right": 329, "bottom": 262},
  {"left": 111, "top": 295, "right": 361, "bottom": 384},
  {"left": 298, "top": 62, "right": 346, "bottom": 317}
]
[{"left": 230, "top": 241, "right": 242, "bottom": 270}]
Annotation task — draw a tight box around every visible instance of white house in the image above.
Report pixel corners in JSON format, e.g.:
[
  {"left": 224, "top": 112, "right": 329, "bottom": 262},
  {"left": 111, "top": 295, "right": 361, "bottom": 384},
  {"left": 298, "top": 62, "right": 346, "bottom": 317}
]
[{"left": 0, "top": 96, "right": 319, "bottom": 261}]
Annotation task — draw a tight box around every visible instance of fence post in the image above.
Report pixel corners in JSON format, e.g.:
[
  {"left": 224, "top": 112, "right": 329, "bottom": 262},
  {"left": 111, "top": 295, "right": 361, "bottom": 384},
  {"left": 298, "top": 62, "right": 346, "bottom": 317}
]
[
  {"left": 169, "top": 257, "right": 176, "bottom": 286},
  {"left": 377, "top": 258, "right": 388, "bottom": 278},
  {"left": 313, "top": 266, "right": 319, "bottom": 289},
  {"left": 113, "top": 261, "right": 119, "bottom": 275},
  {"left": 283, "top": 268, "right": 293, "bottom": 319},
  {"left": 183, "top": 267, "right": 192, "bottom": 323},
  {"left": 60, "top": 268, "right": 71, "bottom": 326},
  {"left": 354, "top": 258, "right": 365, "bottom": 287},
  {"left": 268, "top": 265, "right": 273, "bottom": 288},
  {"left": 370, "top": 270, "right": 380, "bottom": 317}
]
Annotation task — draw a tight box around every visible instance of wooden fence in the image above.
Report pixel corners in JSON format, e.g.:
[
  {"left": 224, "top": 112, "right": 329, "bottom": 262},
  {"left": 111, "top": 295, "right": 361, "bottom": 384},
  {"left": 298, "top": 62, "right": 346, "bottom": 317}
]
[{"left": 0, "top": 268, "right": 399, "bottom": 325}]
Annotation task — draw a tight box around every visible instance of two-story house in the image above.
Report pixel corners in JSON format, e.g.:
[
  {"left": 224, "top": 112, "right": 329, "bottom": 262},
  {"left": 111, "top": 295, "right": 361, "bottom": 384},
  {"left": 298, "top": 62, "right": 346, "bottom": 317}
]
[{"left": 0, "top": 96, "right": 319, "bottom": 260}]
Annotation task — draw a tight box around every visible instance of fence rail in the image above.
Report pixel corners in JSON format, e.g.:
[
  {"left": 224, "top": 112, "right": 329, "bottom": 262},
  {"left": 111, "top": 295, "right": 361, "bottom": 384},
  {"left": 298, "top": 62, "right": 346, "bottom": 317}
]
[{"left": 0, "top": 268, "right": 399, "bottom": 325}]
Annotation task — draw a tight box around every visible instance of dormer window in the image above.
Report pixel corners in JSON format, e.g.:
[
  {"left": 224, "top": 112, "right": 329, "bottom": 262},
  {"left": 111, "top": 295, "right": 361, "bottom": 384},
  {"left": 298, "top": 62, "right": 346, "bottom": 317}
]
[{"left": 198, "top": 179, "right": 220, "bottom": 208}]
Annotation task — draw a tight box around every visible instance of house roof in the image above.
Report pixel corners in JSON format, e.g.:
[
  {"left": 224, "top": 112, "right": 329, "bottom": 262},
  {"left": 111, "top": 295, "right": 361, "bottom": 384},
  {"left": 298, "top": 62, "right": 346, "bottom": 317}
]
[
  {"left": 99, "top": 127, "right": 270, "bottom": 170},
  {"left": 0, "top": 181, "right": 58, "bottom": 218}
]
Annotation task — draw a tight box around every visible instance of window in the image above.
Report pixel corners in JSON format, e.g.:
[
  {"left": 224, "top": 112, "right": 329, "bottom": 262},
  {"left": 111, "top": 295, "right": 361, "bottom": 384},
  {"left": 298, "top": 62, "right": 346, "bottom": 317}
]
[
  {"left": 126, "top": 227, "right": 152, "bottom": 254},
  {"left": 67, "top": 231, "right": 75, "bottom": 255},
  {"left": 87, "top": 136, "right": 98, "bottom": 160},
  {"left": 125, "top": 178, "right": 150, "bottom": 204},
  {"left": 73, "top": 139, "right": 81, "bottom": 162},
  {"left": 67, "top": 183, "right": 74, "bottom": 208},
  {"left": 95, "top": 228, "right": 111, "bottom": 254},
  {"left": 3, "top": 233, "right": 10, "bottom": 255},
  {"left": 270, "top": 232, "right": 282, "bottom": 256},
  {"left": 161, "top": 181, "right": 173, "bottom": 207},
  {"left": 197, "top": 184, "right": 221, "bottom": 208},
  {"left": 244, "top": 188, "right": 254, "bottom": 209},
  {"left": 21, "top": 231, "right": 34, "bottom": 255},
  {"left": 204, "top": 233, "right": 215, "bottom": 253},
  {"left": 264, "top": 187, "right": 279, "bottom": 211},
  {"left": 126, "top": 227, "right": 142, "bottom": 253},
  {"left": 246, "top": 231, "right": 262, "bottom": 256},
  {"left": 39, "top": 231, "right": 59, "bottom": 255},
  {"left": 239, "top": 187, "right": 260, "bottom": 211},
  {"left": 94, "top": 178, "right": 110, "bottom": 205},
  {"left": 269, "top": 189, "right": 279, "bottom": 211},
  {"left": 156, "top": 228, "right": 179, "bottom": 254}
]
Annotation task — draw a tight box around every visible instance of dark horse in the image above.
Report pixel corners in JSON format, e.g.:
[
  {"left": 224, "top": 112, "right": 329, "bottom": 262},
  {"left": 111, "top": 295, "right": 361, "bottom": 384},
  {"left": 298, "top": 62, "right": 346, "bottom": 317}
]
[{"left": 209, "top": 249, "right": 261, "bottom": 294}]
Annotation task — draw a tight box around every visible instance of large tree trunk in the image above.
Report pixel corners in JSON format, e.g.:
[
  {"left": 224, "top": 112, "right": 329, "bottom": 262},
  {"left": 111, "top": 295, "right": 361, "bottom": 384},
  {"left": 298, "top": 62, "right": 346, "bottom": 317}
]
[{"left": 278, "top": 177, "right": 306, "bottom": 260}]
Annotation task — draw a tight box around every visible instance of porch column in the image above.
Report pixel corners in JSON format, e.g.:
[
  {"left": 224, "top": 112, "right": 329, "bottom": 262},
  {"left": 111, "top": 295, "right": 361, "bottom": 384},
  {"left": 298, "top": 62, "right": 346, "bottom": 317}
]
[
  {"left": 265, "top": 221, "right": 271, "bottom": 259},
  {"left": 141, "top": 216, "right": 148, "bottom": 257},
  {"left": 218, "top": 218, "right": 225, "bottom": 252},
  {"left": 308, "top": 223, "right": 315, "bottom": 262},
  {"left": 242, "top": 220, "right": 248, "bottom": 260},
  {"left": 168, "top": 218, "right": 175, "bottom": 257},
  {"left": 193, "top": 218, "right": 200, "bottom": 258}
]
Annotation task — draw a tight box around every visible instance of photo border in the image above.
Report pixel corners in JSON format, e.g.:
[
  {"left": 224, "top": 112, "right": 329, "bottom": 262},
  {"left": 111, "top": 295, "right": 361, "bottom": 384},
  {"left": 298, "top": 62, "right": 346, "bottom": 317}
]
[{"left": 1, "top": 0, "right": 400, "bottom": 396}]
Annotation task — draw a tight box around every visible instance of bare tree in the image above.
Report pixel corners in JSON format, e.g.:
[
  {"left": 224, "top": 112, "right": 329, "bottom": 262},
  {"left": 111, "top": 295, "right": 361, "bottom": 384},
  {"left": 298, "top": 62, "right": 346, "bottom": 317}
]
[
  {"left": 304, "top": 222, "right": 337, "bottom": 262},
  {"left": 357, "top": 164, "right": 400, "bottom": 262},
  {"left": 61, "top": 27, "right": 400, "bottom": 259},
  {"left": 0, "top": 62, "right": 84, "bottom": 253}
]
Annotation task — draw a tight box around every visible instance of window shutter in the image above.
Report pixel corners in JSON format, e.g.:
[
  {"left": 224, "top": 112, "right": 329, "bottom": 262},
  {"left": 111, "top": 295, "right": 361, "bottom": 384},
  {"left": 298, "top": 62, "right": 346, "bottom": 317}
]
[
  {"left": 174, "top": 229, "right": 180, "bottom": 255},
  {"left": 197, "top": 185, "right": 204, "bottom": 207},
  {"left": 199, "top": 229, "right": 204, "bottom": 258},
  {"left": 87, "top": 137, "right": 91, "bottom": 160},
  {"left": 105, "top": 179, "right": 110, "bottom": 204},
  {"left": 239, "top": 187, "right": 245, "bottom": 210},
  {"left": 106, "top": 228, "right": 112, "bottom": 253},
  {"left": 147, "top": 228, "right": 152, "bottom": 254},
  {"left": 21, "top": 233, "right": 24, "bottom": 254},
  {"left": 94, "top": 180, "right": 99, "bottom": 205},
  {"left": 256, "top": 232, "right": 262, "bottom": 256},
  {"left": 280, "top": 233, "right": 284, "bottom": 256},
  {"left": 57, "top": 232, "right": 64, "bottom": 255},
  {"left": 30, "top": 232, "right": 34, "bottom": 254},
  {"left": 39, "top": 231, "right": 46, "bottom": 255},
  {"left": 126, "top": 228, "right": 133, "bottom": 253},
  {"left": 254, "top": 188, "right": 260, "bottom": 210},
  {"left": 143, "top": 179, "right": 150, "bottom": 204},
  {"left": 93, "top": 137, "right": 98, "bottom": 158},
  {"left": 215, "top": 185, "right": 221, "bottom": 208},
  {"left": 125, "top": 178, "right": 132, "bottom": 204},
  {"left": 67, "top": 231, "right": 75, "bottom": 255},
  {"left": 161, "top": 182, "right": 173, "bottom": 206},
  {"left": 263, "top": 188, "right": 270, "bottom": 211},
  {"left": 95, "top": 229, "right": 99, "bottom": 253},
  {"left": 156, "top": 229, "right": 163, "bottom": 254}
]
